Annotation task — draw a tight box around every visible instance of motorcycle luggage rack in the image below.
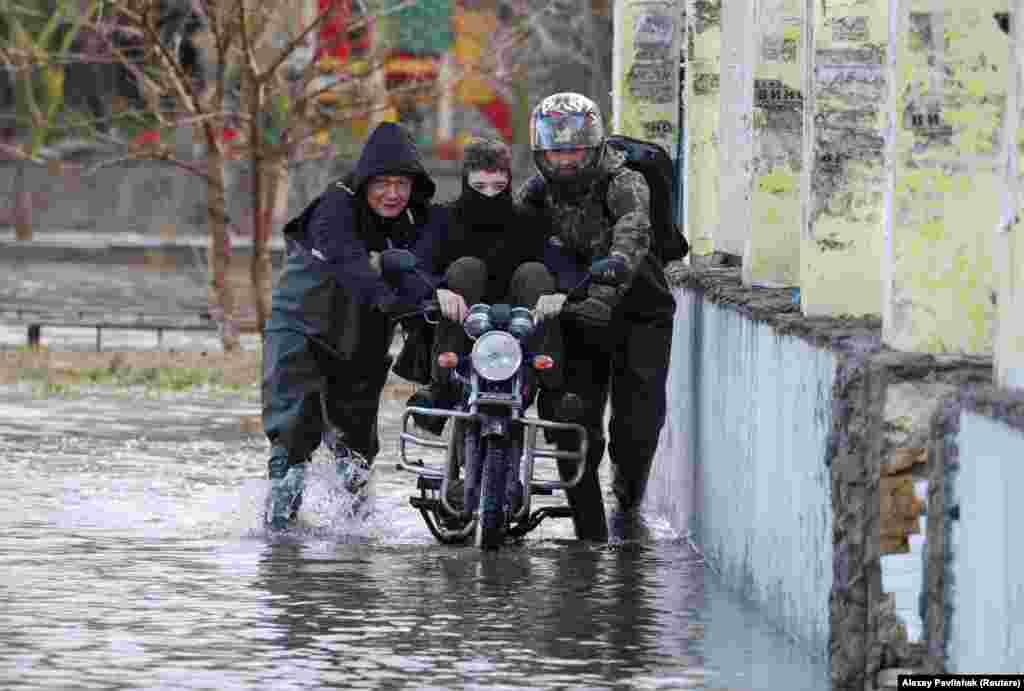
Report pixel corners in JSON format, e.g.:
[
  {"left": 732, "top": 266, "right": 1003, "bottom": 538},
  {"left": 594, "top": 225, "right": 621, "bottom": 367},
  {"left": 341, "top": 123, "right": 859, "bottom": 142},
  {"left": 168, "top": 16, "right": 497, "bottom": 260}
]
[{"left": 398, "top": 407, "right": 590, "bottom": 531}]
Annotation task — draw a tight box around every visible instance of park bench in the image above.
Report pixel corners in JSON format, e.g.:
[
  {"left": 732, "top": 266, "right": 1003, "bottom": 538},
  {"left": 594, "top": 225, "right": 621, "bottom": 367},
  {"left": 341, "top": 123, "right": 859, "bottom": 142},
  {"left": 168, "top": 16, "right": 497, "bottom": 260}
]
[{"left": 0, "top": 306, "right": 220, "bottom": 351}]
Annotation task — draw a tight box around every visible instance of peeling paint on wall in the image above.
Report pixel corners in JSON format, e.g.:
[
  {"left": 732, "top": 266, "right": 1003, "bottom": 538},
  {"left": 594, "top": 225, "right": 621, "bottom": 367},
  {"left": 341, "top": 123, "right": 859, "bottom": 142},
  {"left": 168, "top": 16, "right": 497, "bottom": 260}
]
[
  {"left": 996, "top": 0, "right": 1024, "bottom": 389},
  {"left": 743, "top": 0, "right": 804, "bottom": 288},
  {"left": 884, "top": 1, "right": 1005, "bottom": 355},
  {"left": 995, "top": 228, "right": 1024, "bottom": 387},
  {"left": 801, "top": 0, "right": 888, "bottom": 317},
  {"left": 614, "top": 0, "right": 681, "bottom": 152},
  {"left": 718, "top": 0, "right": 757, "bottom": 261},
  {"left": 685, "top": 0, "right": 723, "bottom": 257}
]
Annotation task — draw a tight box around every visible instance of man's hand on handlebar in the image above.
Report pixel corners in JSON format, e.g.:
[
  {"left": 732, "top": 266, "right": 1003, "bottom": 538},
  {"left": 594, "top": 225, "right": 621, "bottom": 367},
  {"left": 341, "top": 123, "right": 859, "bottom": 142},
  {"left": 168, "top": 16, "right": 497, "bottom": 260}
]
[
  {"left": 534, "top": 293, "right": 568, "bottom": 321},
  {"left": 436, "top": 288, "right": 469, "bottom": 322},
  {"left": 568, "top": 296, "right": 614, "bottom": 328}
]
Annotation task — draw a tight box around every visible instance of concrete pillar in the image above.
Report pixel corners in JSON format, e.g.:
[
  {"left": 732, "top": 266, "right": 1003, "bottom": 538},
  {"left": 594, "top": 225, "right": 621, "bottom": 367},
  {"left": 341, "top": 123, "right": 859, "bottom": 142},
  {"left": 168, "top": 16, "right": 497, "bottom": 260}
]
[
  {"left": 800, "top": 0, "right": 889, "bottom": 317},
  {"left": 883, "top": 0, "right": 1007, "bottom": 355},
  {"left": 684, "top": 0, "right": 722, "bottom": 260},
  {"left": 742, "top": 0, "right": 804, "bottom": 288},
  {"left": 611, "top": 0, "right": 681, "bottom": 153},
  {"left": 996, "top": 1, "right": 1024, "bottom": 388},
  {"left": 717, "top": 0, "right": 755, "bottom": 261}
]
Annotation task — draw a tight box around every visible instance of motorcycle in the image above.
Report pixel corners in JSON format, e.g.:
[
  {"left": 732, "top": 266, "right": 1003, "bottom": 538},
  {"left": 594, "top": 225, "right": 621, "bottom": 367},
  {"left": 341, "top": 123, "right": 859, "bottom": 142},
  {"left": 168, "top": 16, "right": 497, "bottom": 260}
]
[{"left": 387, "top": 250, "right": 628, "bottom": 550}]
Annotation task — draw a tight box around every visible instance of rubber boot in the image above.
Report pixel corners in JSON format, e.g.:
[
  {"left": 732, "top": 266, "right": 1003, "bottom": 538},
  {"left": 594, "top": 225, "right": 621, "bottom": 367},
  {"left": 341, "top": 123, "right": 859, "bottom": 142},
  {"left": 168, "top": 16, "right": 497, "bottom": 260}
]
[
  {"left": 558, "top": 439, "right": 608, "bottom": 542},
  {"left": 336, "top": 444, "right": 372, "bottom": 496},
  {"left": 608, "top": 456, "right": 654, "bottom": 541},
  {"left": 543, "top": 392, "right": 608, "bottom": 542},
  {"left": 266, "top": 449, "right": 306, "bottom": 531}
]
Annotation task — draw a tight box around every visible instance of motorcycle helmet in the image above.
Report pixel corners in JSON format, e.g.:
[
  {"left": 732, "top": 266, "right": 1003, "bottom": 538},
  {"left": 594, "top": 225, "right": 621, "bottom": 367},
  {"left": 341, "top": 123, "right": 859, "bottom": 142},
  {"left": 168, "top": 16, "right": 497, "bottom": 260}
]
[{"left": 529, "top": 92, "right": 606, "bottom": 185}]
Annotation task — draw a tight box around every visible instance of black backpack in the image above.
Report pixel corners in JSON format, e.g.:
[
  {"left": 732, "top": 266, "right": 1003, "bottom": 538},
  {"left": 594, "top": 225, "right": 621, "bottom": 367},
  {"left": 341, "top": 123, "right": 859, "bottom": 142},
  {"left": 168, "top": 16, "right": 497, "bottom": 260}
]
[
  {"left": 523, "top": 134, "right": 690, "bottom": 266},
  {"left": 603, "top": 135, "right": 689, "bottom": 265}
]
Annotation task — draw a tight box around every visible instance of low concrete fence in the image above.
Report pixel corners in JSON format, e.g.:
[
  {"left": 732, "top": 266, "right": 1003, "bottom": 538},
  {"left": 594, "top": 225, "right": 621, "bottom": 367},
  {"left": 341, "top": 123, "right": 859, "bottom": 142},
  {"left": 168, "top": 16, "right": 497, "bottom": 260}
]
[
  {"left": 649, "top": 269, "right": 836, "bottom": 661},
  {"left": 648, "top": 265, "right": 1021, "bottom": 690},
  {"left": 928, "top": 389, "right": 1024, "bottom": 675}
]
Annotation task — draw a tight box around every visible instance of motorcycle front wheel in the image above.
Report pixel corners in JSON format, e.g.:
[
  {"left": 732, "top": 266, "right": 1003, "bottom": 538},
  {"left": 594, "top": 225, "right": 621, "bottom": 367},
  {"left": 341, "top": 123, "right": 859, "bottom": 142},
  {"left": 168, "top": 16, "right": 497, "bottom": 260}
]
[{"left": 475, "top": 437, "right": 511, "bottom": 550}]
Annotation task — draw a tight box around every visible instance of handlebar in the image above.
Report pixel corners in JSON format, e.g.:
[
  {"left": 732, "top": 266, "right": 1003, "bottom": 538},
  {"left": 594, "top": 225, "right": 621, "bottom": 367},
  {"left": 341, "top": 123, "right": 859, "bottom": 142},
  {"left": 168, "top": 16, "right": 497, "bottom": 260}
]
[
  {"left": 391, "top": 301, "right": 441, "bottom": 324},
  {"left": 393, "top": 267, "right": 604, "bottom": 326}
]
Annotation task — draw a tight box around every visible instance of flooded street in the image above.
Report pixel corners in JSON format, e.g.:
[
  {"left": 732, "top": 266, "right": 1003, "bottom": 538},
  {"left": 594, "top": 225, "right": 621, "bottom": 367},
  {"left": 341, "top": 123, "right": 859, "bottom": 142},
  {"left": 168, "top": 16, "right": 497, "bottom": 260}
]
[{"left": 0, "top": 383, "right": 829, "bottom": 690}]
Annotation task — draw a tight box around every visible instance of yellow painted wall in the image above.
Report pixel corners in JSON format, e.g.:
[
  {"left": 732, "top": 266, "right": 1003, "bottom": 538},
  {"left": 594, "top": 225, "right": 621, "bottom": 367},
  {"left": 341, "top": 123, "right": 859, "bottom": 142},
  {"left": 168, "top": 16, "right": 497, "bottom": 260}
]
[
  {"left": 743, "top": 0, "right": 803, "bottom": 287},
  {"left": 995, "top": 225, "right": 1024, "bottom": 387},
  {"left": 685, "top": 0, "right": 722, "bottom": 259},
  {"left": 996, "top": 0, "right": 1024, "bottom": 388},
  {"left": 884, "top": 1, "right": 1005, "bottom": 355},
  {"left": 800, "top": 1, "right": 888, "bottom": 316},
  {"left": 614, "top": 1, "right": 681, "bottom": 152}
]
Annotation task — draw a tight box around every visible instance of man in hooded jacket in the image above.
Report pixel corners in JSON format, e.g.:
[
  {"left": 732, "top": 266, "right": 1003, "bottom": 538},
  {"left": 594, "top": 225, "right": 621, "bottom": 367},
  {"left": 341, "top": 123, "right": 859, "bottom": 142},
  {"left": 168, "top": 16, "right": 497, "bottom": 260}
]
[
  {"left": 262, "top": 122, "right": 446, "bottom": 531},
  {"left": 403, "top": 137, "right": 560, "bottom": 435}
]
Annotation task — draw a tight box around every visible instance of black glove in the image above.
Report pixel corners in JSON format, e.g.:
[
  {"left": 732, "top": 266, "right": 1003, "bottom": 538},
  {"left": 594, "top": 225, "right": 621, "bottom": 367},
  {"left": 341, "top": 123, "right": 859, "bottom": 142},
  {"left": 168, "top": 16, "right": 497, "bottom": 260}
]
[{"left": 573, "top": 296, "right": 614, "bottom": 328}]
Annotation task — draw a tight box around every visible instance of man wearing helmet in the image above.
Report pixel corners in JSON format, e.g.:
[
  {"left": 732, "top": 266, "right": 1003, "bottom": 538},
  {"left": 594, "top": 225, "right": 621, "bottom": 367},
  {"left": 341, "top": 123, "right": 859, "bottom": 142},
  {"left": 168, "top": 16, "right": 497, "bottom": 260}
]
[{"left": 518, "top": 92, "right": 676, "bottom": 542}]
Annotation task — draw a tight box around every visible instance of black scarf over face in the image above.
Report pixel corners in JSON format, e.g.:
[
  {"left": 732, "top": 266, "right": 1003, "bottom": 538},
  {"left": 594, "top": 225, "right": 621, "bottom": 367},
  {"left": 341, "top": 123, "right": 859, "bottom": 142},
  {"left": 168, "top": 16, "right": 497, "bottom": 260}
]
[
  {"left": 437, "top": 174, "right": 546, "bottom": 304},
  {"left": 456, "top": 176, "right": 516, "bottom": 229}
]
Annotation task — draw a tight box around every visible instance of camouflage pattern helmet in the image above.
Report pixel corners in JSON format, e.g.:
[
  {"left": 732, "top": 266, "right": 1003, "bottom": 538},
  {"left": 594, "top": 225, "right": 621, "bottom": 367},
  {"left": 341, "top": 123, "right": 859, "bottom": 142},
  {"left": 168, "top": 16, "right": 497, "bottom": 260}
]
[
  {"left": 530, "top": 92, "right": 605, "bottom": 184},
  {"left": 462, "top": 137, "right": 512, "bottom": 176}
]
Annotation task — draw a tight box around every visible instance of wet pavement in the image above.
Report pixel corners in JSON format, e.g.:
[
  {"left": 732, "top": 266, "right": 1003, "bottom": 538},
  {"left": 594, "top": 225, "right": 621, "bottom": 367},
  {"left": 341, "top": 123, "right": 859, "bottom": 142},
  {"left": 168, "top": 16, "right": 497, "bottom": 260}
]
[{"left": 0, "top": 381, "right": 830, "bottom": 690}]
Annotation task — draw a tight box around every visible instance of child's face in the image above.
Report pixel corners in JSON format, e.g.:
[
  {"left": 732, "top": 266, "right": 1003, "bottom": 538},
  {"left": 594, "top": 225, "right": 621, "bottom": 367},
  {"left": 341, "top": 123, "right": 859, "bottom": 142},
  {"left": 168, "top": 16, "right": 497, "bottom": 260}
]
[{"left": 466, "top": 169, "right": 510, "bottom": 197}]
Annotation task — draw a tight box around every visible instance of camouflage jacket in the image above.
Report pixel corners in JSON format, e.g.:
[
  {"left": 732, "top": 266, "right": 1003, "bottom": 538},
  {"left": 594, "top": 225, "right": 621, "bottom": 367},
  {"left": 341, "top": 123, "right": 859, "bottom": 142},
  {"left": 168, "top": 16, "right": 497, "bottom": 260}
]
[{"left": 515, "top": 146, "right": 652, "bottom": 304}]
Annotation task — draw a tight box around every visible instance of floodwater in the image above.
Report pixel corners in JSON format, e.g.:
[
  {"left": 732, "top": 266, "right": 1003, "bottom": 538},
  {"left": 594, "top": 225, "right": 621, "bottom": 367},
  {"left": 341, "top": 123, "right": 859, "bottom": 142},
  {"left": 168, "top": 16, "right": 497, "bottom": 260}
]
[{"left": 0, "top": 382, "right": 830, "bottom": 691}]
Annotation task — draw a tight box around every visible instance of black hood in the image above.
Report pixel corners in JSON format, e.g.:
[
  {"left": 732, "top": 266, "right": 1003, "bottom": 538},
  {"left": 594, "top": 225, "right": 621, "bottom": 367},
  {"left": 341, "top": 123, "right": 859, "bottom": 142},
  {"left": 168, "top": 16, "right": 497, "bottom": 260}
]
[{"left": 347, "top": 122, "right": 436, "bottom": 203}]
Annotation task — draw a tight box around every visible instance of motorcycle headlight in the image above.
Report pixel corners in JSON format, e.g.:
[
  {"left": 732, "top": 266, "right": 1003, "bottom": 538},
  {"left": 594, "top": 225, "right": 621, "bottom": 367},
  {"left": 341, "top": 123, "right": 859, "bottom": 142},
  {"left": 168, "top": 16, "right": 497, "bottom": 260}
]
[
  {"left": 470, "top": 331, "right": 522, "bottom": 381},
  {"left": 464, "top": 304, "right": 492, "bottom": 339},
  {"left": 507, "top": 307, "right": 534, "bottom": 340}
]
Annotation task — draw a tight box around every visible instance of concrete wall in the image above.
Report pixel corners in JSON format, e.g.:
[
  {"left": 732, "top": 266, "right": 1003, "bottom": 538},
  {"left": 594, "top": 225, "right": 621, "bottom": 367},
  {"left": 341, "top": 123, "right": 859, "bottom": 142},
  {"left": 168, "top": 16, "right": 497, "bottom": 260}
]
[
  {"left": 800, "top": 0, "right": 889, "bottom": 318},
  {"left": 684, "top": 0, "right": 724, "bottom": 259},
  {"left": 996, "top": 0, "right": 1024, "bottom": 390},
  {"left": 743, "top": 0, "right": 804, "bottom": 288},
  {"left": 882, "top": 1, "right": 1005, "bottom": 355},
  {"left": 648, "top": 269, "right": 836, "bottom": 661},
  {"left": 649, "top": 265, "right": 1014, "bottom": 690},
  {"left": 927, "top": 390, "right": 1024, "bottom": 674},
  {"left": 949, "top": 410, "right": 1024, "bottom": 673}
]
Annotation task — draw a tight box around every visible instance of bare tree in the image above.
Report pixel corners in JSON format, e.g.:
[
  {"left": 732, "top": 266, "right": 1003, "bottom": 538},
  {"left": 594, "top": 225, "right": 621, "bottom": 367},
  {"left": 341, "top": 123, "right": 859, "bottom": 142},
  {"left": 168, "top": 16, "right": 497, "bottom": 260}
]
[
  {"left": 3, "top": 0, "right": 553, "bottom": 348},
  {"left": 0, "top": 0, "right": 99, "bottom": 239},
  {"left": 13, "top": 0, "right": 446, "bottom": 349}
]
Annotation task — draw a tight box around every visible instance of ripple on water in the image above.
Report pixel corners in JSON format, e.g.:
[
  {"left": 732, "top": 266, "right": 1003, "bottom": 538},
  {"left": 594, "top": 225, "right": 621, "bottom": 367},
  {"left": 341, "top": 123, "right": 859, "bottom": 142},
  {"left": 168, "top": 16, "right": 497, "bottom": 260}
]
[{"left": 0, "top": 386, "right": 828, "bottom": 690}]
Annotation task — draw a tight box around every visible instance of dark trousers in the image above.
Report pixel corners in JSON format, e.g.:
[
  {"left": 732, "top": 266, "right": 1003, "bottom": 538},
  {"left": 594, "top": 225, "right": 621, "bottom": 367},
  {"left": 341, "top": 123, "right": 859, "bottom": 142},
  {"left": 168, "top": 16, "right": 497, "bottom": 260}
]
[
  {"left": 538, "top": 315, "right": 673, "bottom": 511},
  {"left": 262, "top": 304, "right": 394, "bottom": 469},
  {"left": 431, "top": 257, "right": 562, "bottom": 388}
]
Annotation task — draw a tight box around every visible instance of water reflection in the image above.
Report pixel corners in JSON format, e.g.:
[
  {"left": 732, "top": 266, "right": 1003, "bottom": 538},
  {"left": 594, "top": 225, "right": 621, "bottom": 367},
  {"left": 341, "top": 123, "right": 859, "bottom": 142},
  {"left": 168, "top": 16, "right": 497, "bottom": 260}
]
[
  {"left": 250, "top": 537, "right": 709, "bottom": 690},
  {"left": 0, "top": 386, "right": 828, "bottom": 690}
]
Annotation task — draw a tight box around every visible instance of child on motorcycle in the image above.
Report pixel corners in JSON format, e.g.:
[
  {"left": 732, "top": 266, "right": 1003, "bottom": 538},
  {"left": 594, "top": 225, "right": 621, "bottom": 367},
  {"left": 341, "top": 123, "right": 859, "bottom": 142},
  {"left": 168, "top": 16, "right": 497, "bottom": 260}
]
[{"left": 404, "top": 137, "right": 563, "bottom": 435}]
